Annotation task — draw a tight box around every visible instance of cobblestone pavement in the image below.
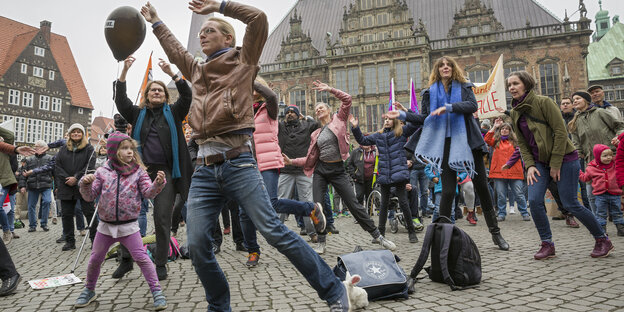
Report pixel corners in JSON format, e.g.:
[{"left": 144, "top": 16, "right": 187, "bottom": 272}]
[{"left": 3, "top": 211, "right": 624, "bottom": 311}]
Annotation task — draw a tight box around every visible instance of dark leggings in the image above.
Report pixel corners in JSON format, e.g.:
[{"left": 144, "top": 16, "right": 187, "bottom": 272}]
[
  {"left": 439, "top": 139, "right": 501, "bottom": 234},
  {"left": 379, "top": 183, "right": 415, "bottom": 234}
]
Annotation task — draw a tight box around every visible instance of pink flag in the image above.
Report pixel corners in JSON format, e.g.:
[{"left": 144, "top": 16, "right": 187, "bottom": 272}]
[
  {"left": 409, "top": 78, "right": 419, "bottom": 113},
  {"left": 388, "top": 78, "right": 395, "bottom": 111}
]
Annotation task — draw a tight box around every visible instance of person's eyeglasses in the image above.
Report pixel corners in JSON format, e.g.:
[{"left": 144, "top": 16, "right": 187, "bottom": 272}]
[{"left": 197, "top": 28, "right": 218, "bottom": 38}]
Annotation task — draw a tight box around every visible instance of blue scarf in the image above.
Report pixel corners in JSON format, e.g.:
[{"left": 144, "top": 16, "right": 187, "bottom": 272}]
[
  {"left": 133, "top": 104, "right": 181, "bottom": 179},
  {"left": 414, "top": 80, "right": 474, "bottom": 176}
]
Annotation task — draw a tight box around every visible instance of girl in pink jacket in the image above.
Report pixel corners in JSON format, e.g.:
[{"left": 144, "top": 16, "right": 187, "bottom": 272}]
[
  {"left": 579, "top": 144, "right": 624, "bottom": 236},
  {"left": 74, "top": 132, "right": 167, "bottom": 310}
]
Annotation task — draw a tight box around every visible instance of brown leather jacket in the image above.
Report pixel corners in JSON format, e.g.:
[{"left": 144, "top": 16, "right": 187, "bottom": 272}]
[{"left": 154, "top": 1, "right": 268, "bottom": 140}]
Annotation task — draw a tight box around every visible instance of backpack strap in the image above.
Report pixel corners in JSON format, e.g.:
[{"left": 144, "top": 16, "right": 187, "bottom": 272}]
[
  {"left": 410, "top": 223, "right": 435, "bottom": 278},
  {"left": 439, "top": 224, "right": 458, "bottom": 290}
]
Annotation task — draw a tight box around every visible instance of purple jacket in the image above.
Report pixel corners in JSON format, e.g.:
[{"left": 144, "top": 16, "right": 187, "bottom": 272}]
[{"left": 79, "top": 161, "right": 165, "bottom": 224}]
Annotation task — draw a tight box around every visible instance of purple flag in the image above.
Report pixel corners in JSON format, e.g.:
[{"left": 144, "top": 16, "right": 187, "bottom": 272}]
[{"left": 409, "top": 78, "right": 419, "bottom": 113}]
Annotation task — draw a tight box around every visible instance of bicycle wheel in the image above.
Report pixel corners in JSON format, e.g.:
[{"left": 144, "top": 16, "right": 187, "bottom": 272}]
[{"left": 366, "top": 190, "right": 382, "bottom": 216}]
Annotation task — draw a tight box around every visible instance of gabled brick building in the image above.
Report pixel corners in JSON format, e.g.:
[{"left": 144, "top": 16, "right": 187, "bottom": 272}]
[
  {"left": 259, "top": 0, "right": 593, "bottom": 132},
  {"left": 0, "top": 17, "right": 93, "bottom": 144}
]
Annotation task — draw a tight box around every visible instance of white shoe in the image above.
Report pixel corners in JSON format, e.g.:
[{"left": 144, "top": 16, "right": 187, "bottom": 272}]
[
  {"left": 2, "top": 231, "right": 12, "bottom": 245},
  {"left": 313, "top": 242, "right": 326, "bottom": 254},
  {"left": 509, "top": 208, "right": 516, "bottom": 214},
  {"left": 378, "top": 235, "right": 396, "bottom": 251}
]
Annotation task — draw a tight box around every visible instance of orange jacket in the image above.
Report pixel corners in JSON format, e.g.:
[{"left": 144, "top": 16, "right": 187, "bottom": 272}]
[{"left": 484, "top": 131, "right": 524, "bottom": 180}]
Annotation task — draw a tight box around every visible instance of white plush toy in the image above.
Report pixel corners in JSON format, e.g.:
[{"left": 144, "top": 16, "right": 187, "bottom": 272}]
[{"left": 344, "top": 272, "right": 369, "bottom": 310}]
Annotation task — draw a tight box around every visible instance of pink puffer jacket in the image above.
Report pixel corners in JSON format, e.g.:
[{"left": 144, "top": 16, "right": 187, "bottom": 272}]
[{"left": 253, "top": 102, "right": 283, "bottom": 172}]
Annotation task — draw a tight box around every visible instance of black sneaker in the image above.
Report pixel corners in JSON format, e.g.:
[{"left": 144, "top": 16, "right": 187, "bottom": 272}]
[
  {"left": 56, "top": 235, "right": 65, "bottom": 243},
  {"left": 62, "top": 242, "right": 75, "bottom": 251},
  {"left": 299, "top": 229, "right": 307, "bottom": 236},
  {"left": 213, "top": 244, "right": 221, "bottom": 255},
  {"left": 326, "top": 224, "right": 339, "bottom": 234},
  {"left": 0, "top": 273, "right": 21, "bottom": 297},
  {"left": 112, "top": 258, "right": 133, "bottom": 278},
  {"left": 41, "top": 226, "right": 49, "bottom": 232},
  {"left": 28, "top": 227, "right": 36, "bottom": 233},
  {"left": 409, "top": 232, "right": 418, "bottom": 243},
  {"left": 235, "top": 242, "right": 248, "bottom": 252}
]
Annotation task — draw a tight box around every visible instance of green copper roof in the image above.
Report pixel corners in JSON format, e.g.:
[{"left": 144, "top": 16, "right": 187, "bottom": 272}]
[{"left": 588, "top": 22, "right": 624, "bottom": 81}]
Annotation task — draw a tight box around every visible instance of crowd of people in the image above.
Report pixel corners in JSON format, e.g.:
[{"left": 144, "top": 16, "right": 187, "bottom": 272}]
[{"left": 0, "top": 1, "right": 621, "bottom": 311}]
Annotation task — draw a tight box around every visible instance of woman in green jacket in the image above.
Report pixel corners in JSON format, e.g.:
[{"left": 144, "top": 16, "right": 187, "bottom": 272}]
[{"left": 508, "top": 71, "right": 611, "bottom": 260}]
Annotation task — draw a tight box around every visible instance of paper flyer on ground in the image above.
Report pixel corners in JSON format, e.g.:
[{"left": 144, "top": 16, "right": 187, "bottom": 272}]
[{"left": 28, "top": 274, "right": 82, "bottom": 289}]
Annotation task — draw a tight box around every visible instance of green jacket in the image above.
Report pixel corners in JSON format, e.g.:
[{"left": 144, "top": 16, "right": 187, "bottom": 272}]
[
  {"left": 0, "top": 127, "right": 17, "bottom": 188},
  {"left": 569, "top": 106, "right": 624, "bottom": 161},
  {"left": 509, "top": 90, "right": 576, "bottom": 170}
]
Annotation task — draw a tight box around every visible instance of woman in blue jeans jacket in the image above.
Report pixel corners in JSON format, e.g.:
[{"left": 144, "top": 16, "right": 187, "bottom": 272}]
[
  {"left": 507, "top": 70, "right": 612, "bottom": 260},
  {"left": 350, "top": 114, "right": 419, "bottom": 243}
]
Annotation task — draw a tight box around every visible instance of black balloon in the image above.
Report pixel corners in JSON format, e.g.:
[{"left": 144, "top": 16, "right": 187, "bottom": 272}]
[{"left": 104, "top": 6, "right": 146, "bottom": 61}]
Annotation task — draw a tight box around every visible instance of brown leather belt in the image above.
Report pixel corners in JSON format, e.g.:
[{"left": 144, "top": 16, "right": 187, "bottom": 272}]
[{"left": 196, "top": 145, "right": 251, "bottom": 166}]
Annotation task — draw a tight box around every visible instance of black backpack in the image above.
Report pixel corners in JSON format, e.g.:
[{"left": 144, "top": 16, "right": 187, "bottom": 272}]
[{"left": 409, "top": 217, "right": 481, "bottom": 290}]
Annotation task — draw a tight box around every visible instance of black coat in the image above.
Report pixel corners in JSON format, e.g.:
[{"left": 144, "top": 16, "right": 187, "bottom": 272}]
[
  {"left": 278, "top": 118, "right": 319, "bottom": 174},
  {"left": 19, "top": 153, "right": 54, "bottom": 190},
  {"left": 55, "top": 144, "right": 95, "bottom": 200},
  {"left": 115, "top": 79, "right": 193, "bottom": 200}
]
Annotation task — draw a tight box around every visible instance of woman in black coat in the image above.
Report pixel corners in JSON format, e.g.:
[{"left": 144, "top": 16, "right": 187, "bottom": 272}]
[
  {"left": 55, "top": 123, "right": 96, "bottom": 251},
  {"left": 114, "top": 56, "right": 192, "bottom": 280}
]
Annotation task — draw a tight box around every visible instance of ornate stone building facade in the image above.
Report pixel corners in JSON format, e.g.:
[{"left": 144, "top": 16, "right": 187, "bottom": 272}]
[
  {"left": 259, "top": 0, "right": 593, "bottom": 132},
  {"left": 0, "top": 17, "right": 93, "bottom": 144}
]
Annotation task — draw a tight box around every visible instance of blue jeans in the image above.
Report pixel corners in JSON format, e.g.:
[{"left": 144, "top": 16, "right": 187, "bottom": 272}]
[
  {"left": 410, "top": 168, "right": 430, "bottom": 216},
  {"left": 594, "top": 194, "right": 624, "bottom": 226},
  {"left": 27, "top": 188, "right": 51, "bottom": 228},
  {"left": 186, "top": 153, "right": 343, "bottom": 311},
  {"left": 494, "top": 179, "right": 528, "bottom": 217},
  {"left": 432, "top": 193, "right": 455, "bottom": 223},
  {"left": 528, "top": 161, "right": 604, "bottom": 242},
  {"left": 138, "top": 199, "right": 150, "bottom": 237},
  {"left": 0, "top": 187, "right": 11, "bottom": 232},
  {"left": 240, "top": 169, "right": 315, "bottom": 254}
]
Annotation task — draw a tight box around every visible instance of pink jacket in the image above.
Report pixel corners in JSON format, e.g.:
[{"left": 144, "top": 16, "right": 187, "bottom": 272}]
[
  {"left": 579, "top": 160, "right": 622, "bottom": 196},
  {"left": 79, "top": 161, "right": 166, "bottom": 223},
  {"left": 254, "top": 102, "right": 283, "bottom": 172},
  {"left": 292, "top": 88, "right": 352, "bottom": 177}
]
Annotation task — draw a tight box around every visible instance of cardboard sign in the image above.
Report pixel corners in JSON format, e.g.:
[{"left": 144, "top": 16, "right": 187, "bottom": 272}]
[{"left": 473, "top": 54, "right": 507, "bottom": 119}]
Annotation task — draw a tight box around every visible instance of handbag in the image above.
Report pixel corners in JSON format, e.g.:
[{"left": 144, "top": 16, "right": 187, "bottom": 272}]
[{"left": 333, "top": 249, "right": 409, "bottom": 301}]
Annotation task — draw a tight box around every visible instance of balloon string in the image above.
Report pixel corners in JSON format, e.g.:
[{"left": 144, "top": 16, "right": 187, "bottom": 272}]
[{"left": 111, "top": 61, "right": 120, "bottom": 117}]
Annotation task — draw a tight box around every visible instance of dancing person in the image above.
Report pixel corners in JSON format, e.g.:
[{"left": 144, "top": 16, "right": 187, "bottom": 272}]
[
  {"left": 55, "top": 124, "right": 97, "bottom": 251},
  {"left": 239, "top": 77, "right": 326, "bottom": 267},
  {"left": 388, "top": 56, "right": 509, "bottom": 250},
  {"left": 114, "top": 55, "right": 192, "bottom": 280},
  {"left": 507, "top": 71, "right": 613, "bottom": 259},
  {"left": 74, "top": 132, "right": 167, "bottom": 310},
  {"left": 283, "top": 81, "right": 397, "bottom": 254},
  {"left": 486, "top": 118, "right": 530, "bottom": 221},
  {"left": 349, "top": 112, "right": 419, "bottom": 243},
  {"left": 141, "top": 1, "right": 351, "bottom": 310}
]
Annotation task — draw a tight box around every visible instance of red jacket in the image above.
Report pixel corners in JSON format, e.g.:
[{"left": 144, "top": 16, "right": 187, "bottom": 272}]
[
  {"left": 580, "top": 160, "right": 622, "bottom": 195},
  {"left": 484, "top": 131, "right": 524, "bottom": 180}
]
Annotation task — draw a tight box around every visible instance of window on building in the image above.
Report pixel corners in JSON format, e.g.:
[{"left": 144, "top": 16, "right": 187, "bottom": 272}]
[
  {"left": 54, "top": 122, "right": 64, "bottom": 141},
  {"left": 606, "top": 84, "right": 624, "bottom": 101},
  {"left": 289, "top": 90, "right": 306, "bottom": 116},
  {"left": 376, "top": 32, "right": 389, "bottom": 41},
  {"left": 315, "top": 90, "right": 330, "bottom": 104},
  {"left": 366, "top": 104, "right": 379, "bottom": 133},
  {"left": 377, "top": 13, "right": 388, "bottom": 25},
  {"left": 468, "top": 69, "right": 490, "bottom": 84},
  {"left": 335, "top": 70, "right": 347, "bottom": 93},
  {"left": 34, "top": 46, "right": 45, "bottom": 57},
  {"left": 361, "top": 0, "right": 373, "bottom": 10},
  {"left": 363, "top": 65, "right": 377, "bottom": 94},
  {"left": 378, "top": 64, "right": 390, "bottom": 93},
  {"left": 459, "top": 28, "right": 468, "bottom": 36},
  {"left": 410, "top": 61, "right": 422, "bottom": 89},
  {"left": 15, "top": 117, "right": 26, "bottom": 143},
  {"left": 352, "top": 106, "right": 360, "bottom": 122},
  {"left": 39, "top": 95, "right": 50, "bottom": 110},
  {"left": 396, "top": 62, "right": 409, "bottom": 91},
  {"left": 294, "top": 52, "right": 300, "bottom": 60},
  {"left": 362, "top": 34, "right": 374, "bottom": 42},
  {"left": 285, "top": 53, "right": 291, "bottom": 62},
  {"left": 302, "top": 51, "right": 308, "bottom": 59},
  {"left": 22, "top": 92, "right": 34, "bottom": 108},
  {"left": 376, "top": 0, "right": 387, "bottom": 6},
  {"left": 393, "top": 29, "right": 405, "bottom": 38},
  {"left": 348, "top": 68, "right": 359, "bottom": 96},
  {"left": 26, "top": 119, "right": 35, "bottom": 143},
  {"left": 49, "top": 70, "right": 55, "bottom": 80},
  {"left": 78, "top": 108, "right": 84, "bottom": 114},
  {"left": 8, "top": 89, "right": 20, "bottom": 105},
  {"left": 483, "top": 24, "right": 491, "bottom": 33},
  {"left": 43, "top": 121, "right": 53, "bottom": 143},
  {"left": 33, "top": 67, "right": 43, "bottom": 78},
  {"left": 361, "top": 15, "right": 374, "bottom": 27},
  {"left": 539, "top": 63, "right": 560, "bottom": 102},
  {"left": 21, "top": 64, "right": 27, "bottom": 74},
  {"left": 51, "top": 97, "right": 62, "bottom": 112},
  {"left": 471, "top": 26, "right": 479, "bottom": 35}
]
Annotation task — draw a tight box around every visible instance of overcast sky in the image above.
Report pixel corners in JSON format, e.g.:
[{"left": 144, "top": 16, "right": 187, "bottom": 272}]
[{"left": 3, "top": 0, "right": 622, "bottom": 119}]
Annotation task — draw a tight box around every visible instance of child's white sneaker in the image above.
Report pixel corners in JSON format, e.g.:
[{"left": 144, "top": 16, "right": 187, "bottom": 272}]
[{"left": 153, "top": 290, "right": 167, "bottom": 310}]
